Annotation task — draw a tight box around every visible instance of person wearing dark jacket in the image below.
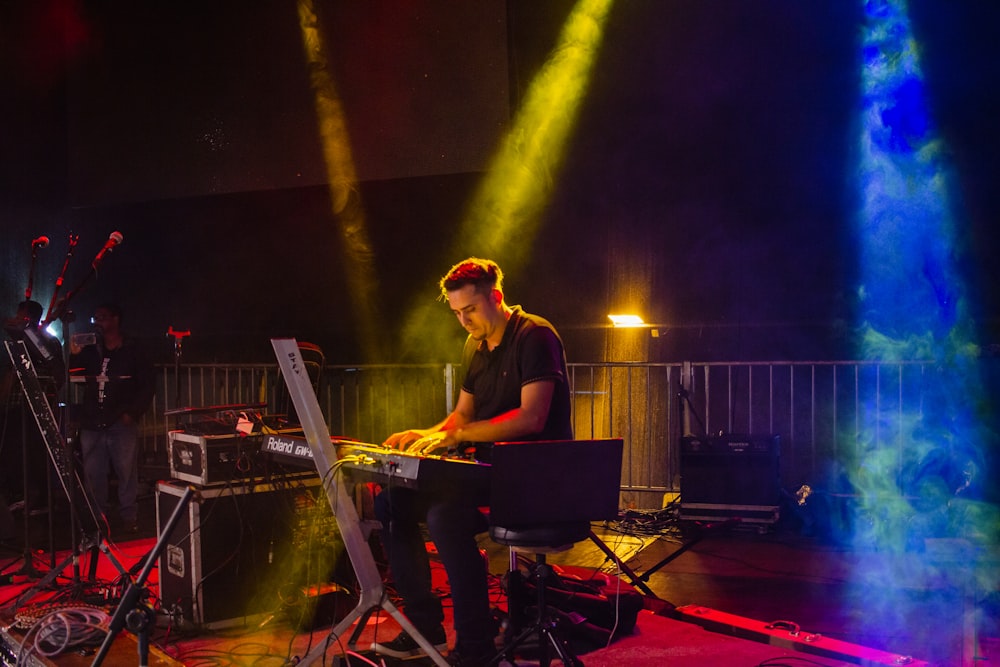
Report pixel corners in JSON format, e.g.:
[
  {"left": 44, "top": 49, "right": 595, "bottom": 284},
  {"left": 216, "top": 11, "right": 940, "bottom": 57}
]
[{"left": 69, "top": 303, "right": 154, "bottom": 533}]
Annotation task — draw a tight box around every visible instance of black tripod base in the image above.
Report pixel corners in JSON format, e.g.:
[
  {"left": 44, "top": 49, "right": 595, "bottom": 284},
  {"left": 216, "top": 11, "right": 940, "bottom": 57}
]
[
  {"left": 490, "top": 556, "right": 584, "bottom": 667},
  {"left": 494, "top": 619, "right": 584, "bottom": 667},
  {"left": 11, "top": 556, "right": 45, "bottom": 580}
]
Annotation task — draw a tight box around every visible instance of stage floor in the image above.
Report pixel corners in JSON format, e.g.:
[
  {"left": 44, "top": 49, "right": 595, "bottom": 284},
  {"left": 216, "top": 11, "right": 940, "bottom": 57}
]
[{"left": 2, "top": 489, "right": 997, "bottom": 666}]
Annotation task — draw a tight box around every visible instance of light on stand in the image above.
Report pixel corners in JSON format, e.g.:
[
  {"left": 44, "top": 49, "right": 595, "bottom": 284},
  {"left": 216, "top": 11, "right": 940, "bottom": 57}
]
[{"left": 607, "top": 314, "right": 644, "bottom": 328}]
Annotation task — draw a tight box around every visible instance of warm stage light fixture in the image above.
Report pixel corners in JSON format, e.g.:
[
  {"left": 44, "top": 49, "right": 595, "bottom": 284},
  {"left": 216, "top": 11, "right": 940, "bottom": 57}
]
[{"left": 607, "top": 314, "right": 644, "bottom": 328}]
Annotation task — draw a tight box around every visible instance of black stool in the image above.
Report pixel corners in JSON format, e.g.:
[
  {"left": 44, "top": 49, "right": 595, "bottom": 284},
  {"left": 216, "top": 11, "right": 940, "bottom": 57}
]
[
  {"left": 485, "top": 438, "right": 624, "bottom": 667},
  {"left": 489, "top": 521, "right": 592, "bottom": 666}
]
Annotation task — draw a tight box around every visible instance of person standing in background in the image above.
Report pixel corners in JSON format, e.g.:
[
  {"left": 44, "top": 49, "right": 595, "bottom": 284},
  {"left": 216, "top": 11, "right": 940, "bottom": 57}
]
[{"left": 70, "top": 303, "right": 154, "bottom": 534}]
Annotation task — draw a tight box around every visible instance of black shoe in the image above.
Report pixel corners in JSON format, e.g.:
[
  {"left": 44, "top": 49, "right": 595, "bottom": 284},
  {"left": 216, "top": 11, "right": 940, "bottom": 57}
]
[
  {"left": 447, "top": 639, "right": 497, "bottom": 667},
  {"left": 371, "top": 628, "right": 448, "bottom": 660}
]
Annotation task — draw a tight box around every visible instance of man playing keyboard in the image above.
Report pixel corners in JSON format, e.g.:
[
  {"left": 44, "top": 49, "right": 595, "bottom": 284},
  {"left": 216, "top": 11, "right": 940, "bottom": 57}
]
[{"left": 373, "top": 257, "right": 572, "bottom": 666}]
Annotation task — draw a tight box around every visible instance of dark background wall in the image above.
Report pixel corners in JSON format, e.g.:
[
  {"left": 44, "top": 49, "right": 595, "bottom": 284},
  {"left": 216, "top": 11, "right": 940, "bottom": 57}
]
[{"left": 2, "top": 0, "right": 998, "bottom": 366}]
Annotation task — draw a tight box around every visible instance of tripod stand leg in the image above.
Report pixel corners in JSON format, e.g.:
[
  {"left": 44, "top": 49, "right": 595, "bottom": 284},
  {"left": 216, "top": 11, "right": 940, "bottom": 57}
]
[
  {"left": 587, "top": 530, "right": 656, "bottom": 598},
  {"left": 1, "top": 535, "right": 97, "bottom": 616},
  {"left": 14, "top": 404, "right": 44, "bottom": 579},
  {"left": 90, "top": 486, "right": 195, "bottom": 667}
]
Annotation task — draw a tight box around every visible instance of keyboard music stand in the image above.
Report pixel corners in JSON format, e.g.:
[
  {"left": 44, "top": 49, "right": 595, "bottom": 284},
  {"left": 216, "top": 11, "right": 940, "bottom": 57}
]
[{"left": 271, "top": 338, "right": 449, "bottom": 667}]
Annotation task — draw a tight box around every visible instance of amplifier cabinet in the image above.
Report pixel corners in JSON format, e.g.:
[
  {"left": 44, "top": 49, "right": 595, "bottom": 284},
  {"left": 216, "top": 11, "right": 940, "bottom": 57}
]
[
  {"left": 155, "top": 475, "right": 341, "bottom": 629},
  {"left": 679, "top": 434, "right": 781, "bottom": 525},
  {"left": 167, "top": 430, "right": 260, "bottom": 485}
]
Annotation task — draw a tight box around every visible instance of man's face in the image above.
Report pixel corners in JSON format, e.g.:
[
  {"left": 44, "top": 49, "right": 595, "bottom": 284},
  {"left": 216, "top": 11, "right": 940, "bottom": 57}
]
[
  {"left": 446, "top": 284, "right": 501, "bottom": 343},
  {"left": 92, "top": 309, "right": 118, "bottom": 336}
]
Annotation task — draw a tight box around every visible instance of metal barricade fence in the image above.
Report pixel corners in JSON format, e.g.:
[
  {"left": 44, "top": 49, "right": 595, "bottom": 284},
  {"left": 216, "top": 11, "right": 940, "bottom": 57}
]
[{"left": 129, "top": 359, "right": 937, "bottom": 509}]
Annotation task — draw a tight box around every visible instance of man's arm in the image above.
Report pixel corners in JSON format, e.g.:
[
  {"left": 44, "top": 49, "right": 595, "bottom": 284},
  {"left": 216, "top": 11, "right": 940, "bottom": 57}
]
[
  {"left": 382, "top": 390, "right": 477, "bottom": 449},
  {"left": 383, "top": 417, "right": 449, "bottom": 449},
  {"left": 407, "top": 380, "right": 556, "bottom": 455}
]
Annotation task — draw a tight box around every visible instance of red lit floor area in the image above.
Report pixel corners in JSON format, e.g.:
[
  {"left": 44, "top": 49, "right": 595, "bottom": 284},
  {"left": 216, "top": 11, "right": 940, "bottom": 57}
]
[{"left": 2, "top": 491, "right": 997, "bottom": 666}]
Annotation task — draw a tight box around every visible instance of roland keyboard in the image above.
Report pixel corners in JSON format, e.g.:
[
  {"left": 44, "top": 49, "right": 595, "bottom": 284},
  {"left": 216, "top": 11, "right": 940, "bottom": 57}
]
[{"left": 260, "top": 433, "right": 491, "bottom": 500}]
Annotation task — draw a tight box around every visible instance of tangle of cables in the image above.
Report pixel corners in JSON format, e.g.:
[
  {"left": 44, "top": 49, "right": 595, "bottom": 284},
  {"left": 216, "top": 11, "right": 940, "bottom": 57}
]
[{"left": 16, "top": 606, "right": 111, "bottom": 665}]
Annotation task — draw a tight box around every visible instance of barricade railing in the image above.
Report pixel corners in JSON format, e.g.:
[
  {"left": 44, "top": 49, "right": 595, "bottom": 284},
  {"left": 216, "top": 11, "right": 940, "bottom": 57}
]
[{"left": 120, "top": 358, "right": 941, "bottom": 509}]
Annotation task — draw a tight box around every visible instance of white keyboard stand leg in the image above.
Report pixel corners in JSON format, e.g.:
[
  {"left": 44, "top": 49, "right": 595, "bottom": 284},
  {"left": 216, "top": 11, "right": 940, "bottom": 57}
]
[
  {"left": 272, "top": 339, "right": 449, "bottom": 667},
  {"left": 299, "top": 475, "right": 448, "bottom": 666}
]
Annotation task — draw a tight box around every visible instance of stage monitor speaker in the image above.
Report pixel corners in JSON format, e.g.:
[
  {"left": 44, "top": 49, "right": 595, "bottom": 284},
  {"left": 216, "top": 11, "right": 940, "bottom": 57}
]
[{"left": 679, "top": 434, "right": 780, "bottom": 520}]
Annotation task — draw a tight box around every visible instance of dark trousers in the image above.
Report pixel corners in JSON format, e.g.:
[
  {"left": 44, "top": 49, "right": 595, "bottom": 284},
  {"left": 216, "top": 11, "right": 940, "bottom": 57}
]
[{"left": 374, "top": 486, "right": 492, "bottom": 644}]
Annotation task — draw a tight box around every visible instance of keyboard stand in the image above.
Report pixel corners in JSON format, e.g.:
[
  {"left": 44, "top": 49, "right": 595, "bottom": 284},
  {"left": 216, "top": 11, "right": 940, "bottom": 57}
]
[{"left": 272, "top": 338, "right": 449, "bottom": 667}]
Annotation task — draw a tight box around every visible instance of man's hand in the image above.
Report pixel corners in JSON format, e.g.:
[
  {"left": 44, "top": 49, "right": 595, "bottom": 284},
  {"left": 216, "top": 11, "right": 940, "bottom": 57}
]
[
  {"left": 404, "top": 431, "right": 454, "bottom": 457},
  {"left": 383, "top": 428, "right": 431, "bottom": 450}
]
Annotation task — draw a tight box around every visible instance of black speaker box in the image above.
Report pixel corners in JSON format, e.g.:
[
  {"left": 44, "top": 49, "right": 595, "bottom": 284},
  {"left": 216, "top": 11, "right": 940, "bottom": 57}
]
[
  {"left": 156, "top": 475, "right": 343, "bottom": 628},
  {"left": 679, "top": 434, "right": 781, "bottom": 523}
]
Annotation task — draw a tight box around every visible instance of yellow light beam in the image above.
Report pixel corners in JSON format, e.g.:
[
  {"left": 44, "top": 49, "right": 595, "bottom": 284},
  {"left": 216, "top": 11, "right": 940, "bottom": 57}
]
[
  {"left": 395, "top": 0, "right": 614, "bottom": 361},
  {"left": 297, "top": 0, "right": 384, "bottom": 360},
  {"left": 454, "top": 0, "right": 615, "bottom": 267}
]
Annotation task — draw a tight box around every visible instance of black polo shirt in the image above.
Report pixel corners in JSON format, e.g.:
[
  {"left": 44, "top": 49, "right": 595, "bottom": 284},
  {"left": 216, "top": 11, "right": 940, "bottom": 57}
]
[{"left": 460, "top": 306, "right": 573, "bottom": 446}]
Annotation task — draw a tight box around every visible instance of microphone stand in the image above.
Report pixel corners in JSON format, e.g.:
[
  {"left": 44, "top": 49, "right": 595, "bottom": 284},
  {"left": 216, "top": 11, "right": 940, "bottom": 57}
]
[
  {"left": 90, "top": 486, "right": 195, "bottom": 667},
  {"left": 13, "top": 402, "right": 45, "bottom": 580},
  {"left": 627, "top": 376, "right": 714, "bottom": 587},
  {"left": 43, "top": 233, "right": 78, "bottom": 327},
  {"left": 45, "top": 233, "right": 120, "bottom": 327},
  {"left": 677, "top": 384, "right": 707, "bottom": 437},
  {"left": 25, "top": 243, "right": 42, "bottom": 300},
  {"left": 57, "top": 309, "right": 91, "bottom": 586},
  {"left": 166, "top": 327, "right": 190, "bottom": 410},
  {"left": 46, "top": 271, "right": 96, "bottom": 329}
]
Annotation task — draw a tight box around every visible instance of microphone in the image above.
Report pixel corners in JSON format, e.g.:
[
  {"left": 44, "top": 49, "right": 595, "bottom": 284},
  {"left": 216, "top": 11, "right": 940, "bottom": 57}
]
[
  {"left": 32, "top": 235, "right": 50, "bottom": 248},
  {"left": 92, "top": 231, "right": 124, "bottom": 268}
]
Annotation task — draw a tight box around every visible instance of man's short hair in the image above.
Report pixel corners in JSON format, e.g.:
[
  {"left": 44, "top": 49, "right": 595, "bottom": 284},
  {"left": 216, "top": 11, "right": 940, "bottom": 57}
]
[
  {"left": 439, "top": 258, "right": 504, "bottom": 298},
  {"left": 18, "top": 301, "right": 44, "bottom": 324},
  {"left": 95, "top": 303, "right": 123, "bottom": 322}
]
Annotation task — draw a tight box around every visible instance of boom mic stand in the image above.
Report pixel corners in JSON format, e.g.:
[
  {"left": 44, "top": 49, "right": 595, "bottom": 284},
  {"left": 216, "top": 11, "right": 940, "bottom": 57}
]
[
  {"left": 57, "top": 308, "right": 97, "bottom": 587},
  {"left": 44, "top": 230, "right": 123, "bottom": 329},
  {"left": 39, "top": 231, "right": 124, "bottom": 585},
  {"left": 43, "top": 233, "right": 78, "bottom": 329},
  {"left": 90, "top": 486, "right": 194, "bottom": 667}
]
